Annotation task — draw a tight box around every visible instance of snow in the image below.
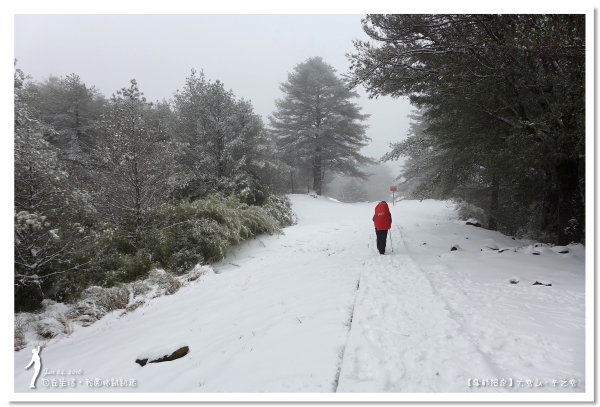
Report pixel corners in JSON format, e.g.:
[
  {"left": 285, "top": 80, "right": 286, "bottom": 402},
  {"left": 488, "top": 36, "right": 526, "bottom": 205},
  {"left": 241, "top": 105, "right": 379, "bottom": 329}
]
[
  {"left": 338, "top": 200, "right": 586, "bottom": 394},
  {"left": 13, "top": 195, "right": 589, "bottom": 402}
]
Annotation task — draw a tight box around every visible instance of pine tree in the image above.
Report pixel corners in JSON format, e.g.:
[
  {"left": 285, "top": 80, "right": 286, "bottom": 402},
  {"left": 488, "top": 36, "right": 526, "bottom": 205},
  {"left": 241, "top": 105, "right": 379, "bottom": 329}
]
[
  {"left": 269, "top": 57, "right": 372, "bottom": 195},
  {"left": 24, "top": 73, "right": 105, "bottom": 162},
  {"left": 93, "top": 80, "right": 186, "bottom": 244},
  {"left": 14, "top": 67, "right": 93, "bottom": 310},
  {"left": 172, "top": 70, "right": 272, "bottom": 200},
  {"left": 348, "top": 15, "right": 585, "bottom": 243}
]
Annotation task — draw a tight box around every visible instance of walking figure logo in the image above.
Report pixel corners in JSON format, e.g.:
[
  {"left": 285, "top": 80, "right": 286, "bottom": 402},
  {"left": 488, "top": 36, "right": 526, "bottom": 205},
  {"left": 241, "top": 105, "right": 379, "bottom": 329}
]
[{"left": 25, "top": 346, "right": 41, "bottom": 389}]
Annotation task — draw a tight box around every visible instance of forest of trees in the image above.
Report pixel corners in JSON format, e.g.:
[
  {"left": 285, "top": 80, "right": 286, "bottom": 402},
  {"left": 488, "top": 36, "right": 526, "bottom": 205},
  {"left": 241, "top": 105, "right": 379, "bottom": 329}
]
[
  {"left": 14, "top": 68, "right": 291, "bottom": 312},
  {"left": 347, "top": 14, "right": 585, "bottom": 245},
  {"left": 14, "top": 55, "right": 374, "bottom": 312},
  {"left": 15, "top": 14, "right": 586, "bottom": 312}
]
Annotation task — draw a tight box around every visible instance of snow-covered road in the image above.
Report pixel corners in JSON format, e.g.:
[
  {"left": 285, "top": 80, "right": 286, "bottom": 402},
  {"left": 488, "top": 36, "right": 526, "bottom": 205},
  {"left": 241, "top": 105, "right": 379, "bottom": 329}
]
[
  {"left": 14, "top": 195, "right": 587, "bottom": 399},
  {"left": 338, "top": 252, "right": 499, "bottom": 392},
  {"left": 339, "top": 199, "right": 586, "bottom": 393}
]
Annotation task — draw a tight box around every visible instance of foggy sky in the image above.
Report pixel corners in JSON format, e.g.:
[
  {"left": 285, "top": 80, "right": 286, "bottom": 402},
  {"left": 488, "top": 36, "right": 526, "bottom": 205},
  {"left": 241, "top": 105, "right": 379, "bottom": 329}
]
[{"left": 14, "top": 14, "right": 411, "bottom": 172}]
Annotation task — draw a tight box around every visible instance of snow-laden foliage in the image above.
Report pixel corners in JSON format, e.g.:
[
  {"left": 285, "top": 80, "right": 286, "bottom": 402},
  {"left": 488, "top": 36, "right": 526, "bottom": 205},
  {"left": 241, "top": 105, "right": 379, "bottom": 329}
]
[
  {"left": 147, "top": 195, "right": 283, "bottom": 272},
  {"left": 172, "top": 70, "right": 277, "bottom": 201},
  {"left": 14, "top": 265, "right": 213, "bottom": 346},
  {"left": 14, "top": 67, "right": 297, "bottom": 313},
  {"left": 455, "top": 201, "right": 487, "bottom": 226},
  {"left": 348, "top": 15, "right": 585, "bottom": 245},
  {"left": 14, "top": 67, "right": 95, "bottom": 312},
  {"left": 93, "top": 80, "right": 189, "bottom": 245},
  {"left": 261, "top": 194, "right": 296, "bottom": 228},
  {"left": 22, "top": 73, "right": 105, "bottom": 161},
  {"left": 14, "top": 315, "right": 28, "bottom": 351}
]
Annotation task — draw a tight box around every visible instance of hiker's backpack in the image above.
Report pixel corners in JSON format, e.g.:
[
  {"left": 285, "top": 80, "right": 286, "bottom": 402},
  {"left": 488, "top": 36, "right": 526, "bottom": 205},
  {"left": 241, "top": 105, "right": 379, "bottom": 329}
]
[{"left": 373, "top": 202, "right": 392, "bottom": 230}]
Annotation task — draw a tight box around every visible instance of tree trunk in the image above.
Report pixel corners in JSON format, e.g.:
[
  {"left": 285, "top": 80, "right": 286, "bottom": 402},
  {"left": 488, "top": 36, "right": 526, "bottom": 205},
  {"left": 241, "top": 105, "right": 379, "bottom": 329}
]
[
  {"left": 307, "top": 161, "right": 310, "bottom": 193},
  {"left": 488, "top": 176, "right": 499, "bottom": 231},
  {"left": 290, "top": 171, "right": 295, "bottom": 193},
  {"left": 313, "top": 148, "right": 322, "bottom": 195},
  {"left": 556, "top": 158, "right": 583, "bottom": 245}
]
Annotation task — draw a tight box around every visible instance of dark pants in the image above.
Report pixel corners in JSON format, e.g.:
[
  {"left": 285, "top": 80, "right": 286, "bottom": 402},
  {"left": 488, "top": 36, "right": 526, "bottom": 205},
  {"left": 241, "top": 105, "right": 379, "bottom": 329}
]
[{"left": 375, "top": 229, "right": 388, "bottom": 254}]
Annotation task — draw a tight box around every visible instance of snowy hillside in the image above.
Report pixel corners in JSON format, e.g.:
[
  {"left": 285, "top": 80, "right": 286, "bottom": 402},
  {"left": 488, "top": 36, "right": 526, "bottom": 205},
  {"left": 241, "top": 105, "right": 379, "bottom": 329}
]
[{"left": 14, "top": 195, "right": 588, "bottom": 401}]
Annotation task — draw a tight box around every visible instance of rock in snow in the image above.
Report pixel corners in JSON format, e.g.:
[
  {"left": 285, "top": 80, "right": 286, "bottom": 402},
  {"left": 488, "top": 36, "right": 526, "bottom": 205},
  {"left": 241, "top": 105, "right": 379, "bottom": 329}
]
[
  {"left": 135, "top": 342, "right": 189, "bottom": 366},
  {"left": 483, "top": 242, "right": 499, "bottom": 250},
  {"left": 465, "top": 218, "right": 482, "bottom": 227}
]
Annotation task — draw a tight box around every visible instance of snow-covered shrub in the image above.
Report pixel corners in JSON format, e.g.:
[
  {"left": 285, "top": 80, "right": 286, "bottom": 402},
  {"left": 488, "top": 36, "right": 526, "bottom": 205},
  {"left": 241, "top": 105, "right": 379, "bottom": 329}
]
[
  {"left": 69, "top": 298, "right": 106, "bottom": 326},
  {"left": 54, "top": 312, "right": 74, "bottom": 336},
  {"left": 262, "top": 194, "right": 296, "bottom": 228},
  {"left": 145, "top": 269, "right": 182, "bottom": 296},
  {"left": 34, "top": 317, "right": 64, "bottom": 339},
  {"left": 233, "top": 172, "right": 270, "bottom": 206},
  {"left": 124, "top": 300, "right": 145, "bottom": 314},
  {"left": 185, "top": 265, "right": 212, "bottom": 282},
  {"left": 148, "top": 195, "right": 282, "bottom": 270},
  {"left": 237, "top": 204, "right": 281, "bottom": 239},
  {"left": 455, "top": 201, "right": 487, "bottom": 226},
  {"left": 14, "top": 315, "right": 28, "bottom": 351},
  {"left": 128, "top": 280, "right": 151, "bottom": 298},
  {"left": 87, "top": 246, "right": 156, "bottom": 289},
  {"left": 80, "top": 285, "right": 129, "bottom": 312},
  {"left": 118, "top": 251, "right": 155, "bottom": 282},
  {"left": 30, "top": 300, "right": 74, "bottom": 339}
]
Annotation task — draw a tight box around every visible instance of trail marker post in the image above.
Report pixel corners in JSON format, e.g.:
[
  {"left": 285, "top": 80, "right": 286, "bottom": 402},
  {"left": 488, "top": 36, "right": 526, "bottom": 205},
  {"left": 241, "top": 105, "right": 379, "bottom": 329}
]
[{"left": 390, "top": 186, "right": 397, "bottom": 205}]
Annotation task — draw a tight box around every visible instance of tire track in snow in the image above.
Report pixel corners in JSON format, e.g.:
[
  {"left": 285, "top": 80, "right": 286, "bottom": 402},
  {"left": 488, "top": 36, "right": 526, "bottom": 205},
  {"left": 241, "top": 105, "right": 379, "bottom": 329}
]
[
  {"left": 333, "top": 230, "right": 375, "bottom": 392},
  {"left": 336, "top": 232, "right": 499, "bottom": 392}
]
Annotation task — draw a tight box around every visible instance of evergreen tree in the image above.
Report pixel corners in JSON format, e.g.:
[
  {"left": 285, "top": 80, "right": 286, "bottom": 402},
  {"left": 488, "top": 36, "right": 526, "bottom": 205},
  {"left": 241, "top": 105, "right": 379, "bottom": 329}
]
[
  {"left": 172, "top": 70, "right": 273, "bottom": 201},
  {"left": 269, "top": 56, "right": 372, "bottom": 195},
  {"left": 93, "top": 80, "right": 186, "bottom": 245},
  {"left": 348, "top": 15, "right": 585, "bottom": 243},
  {"left": 24, "top": 73, "right": 106, "bottom": 162},
  {"left": 14, "top": 67, "right": 93, "bottom": 310}
]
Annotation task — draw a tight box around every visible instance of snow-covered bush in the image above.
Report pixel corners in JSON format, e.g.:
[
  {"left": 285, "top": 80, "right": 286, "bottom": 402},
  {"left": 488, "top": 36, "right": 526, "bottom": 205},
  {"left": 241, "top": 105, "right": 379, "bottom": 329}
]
[
  {"left": 128, "top": 280, "right": 151, "bottom": 298},
  {"left": 148, "top": 195, "right": 282, "bottom": 271},
  {"left": 85, "top": 245, "right": 157, "bottom": 291},
  {"left": 14, "top": 315, "right": 28, "bottom": 351},
  {"left": 67, "top": 269, "right": 183, "bottom": 323},
  {"left": 185, "top": 264, "right": 213, "bottom": 282},
  {"left": 117, "top": 251, "right": 156, "bottom": 282},
  {"left": 80, "top": 285, "right": 129, "bottom": 313},
  {"left": 145, "top": 269, "right": 182, "bottom": 297},
  {"left": 28, "top": 300, "right": 75, "bottom": 339},
  {"left": 34, "top": 317, "right": 65, "bottom": 339},
  {"left": 262, "top": 195, "right": 296, "bottom": 228},
  {"left": 232, "top": 172, "right": 270, "bottom": 206},
  {"left": 455, "top": 201, "right": 487, "bottom": 226},
  {"left": 69, "top": 298, "right": 106, "bottom": 326}
]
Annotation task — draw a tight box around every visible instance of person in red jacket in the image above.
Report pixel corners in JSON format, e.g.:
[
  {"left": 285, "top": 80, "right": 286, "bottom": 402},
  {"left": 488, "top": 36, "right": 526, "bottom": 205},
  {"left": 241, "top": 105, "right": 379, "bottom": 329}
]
[{"left": 373, "top": 201, "right": 392, "bottom": 255}]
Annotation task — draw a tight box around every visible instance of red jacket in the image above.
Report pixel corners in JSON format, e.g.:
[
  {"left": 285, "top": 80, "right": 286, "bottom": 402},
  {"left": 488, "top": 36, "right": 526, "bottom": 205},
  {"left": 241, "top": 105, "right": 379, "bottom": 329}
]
[{"left": 373, "top": 201, "right": 392, "bottom": 230}]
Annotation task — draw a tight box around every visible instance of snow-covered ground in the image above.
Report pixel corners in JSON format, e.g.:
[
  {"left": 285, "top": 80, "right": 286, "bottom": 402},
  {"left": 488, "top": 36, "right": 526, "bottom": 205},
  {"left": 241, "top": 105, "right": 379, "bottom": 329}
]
[{"left": 13, "top": 195, "right": 589, "bottom": 401}]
